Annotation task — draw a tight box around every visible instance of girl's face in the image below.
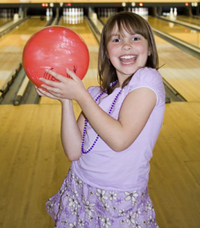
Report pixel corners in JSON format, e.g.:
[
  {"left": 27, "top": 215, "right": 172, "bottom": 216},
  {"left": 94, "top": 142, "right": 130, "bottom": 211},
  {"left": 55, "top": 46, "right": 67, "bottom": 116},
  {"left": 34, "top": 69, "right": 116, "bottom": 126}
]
[{"left": 106, "top": 24, "right": 150, "bottom": 85}]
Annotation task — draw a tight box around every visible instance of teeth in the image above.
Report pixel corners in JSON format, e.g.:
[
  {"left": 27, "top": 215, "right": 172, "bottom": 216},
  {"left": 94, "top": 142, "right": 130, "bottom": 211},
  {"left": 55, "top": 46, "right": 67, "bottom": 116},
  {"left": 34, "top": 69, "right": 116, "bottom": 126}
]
[{"left": 120, "top": 55, "right": 135, "bottom": 59}]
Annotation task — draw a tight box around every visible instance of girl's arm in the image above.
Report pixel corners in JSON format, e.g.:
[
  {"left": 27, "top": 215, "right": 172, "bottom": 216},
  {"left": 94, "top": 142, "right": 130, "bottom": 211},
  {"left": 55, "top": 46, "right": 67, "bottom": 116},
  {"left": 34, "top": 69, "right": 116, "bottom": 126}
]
[
  {"left": 77, "top": 86, "right": 156, "bottom": 152},
  {"left": 60, "top": 100, "right": 84, "bottom": 160},
  {"left": 40, "top": 69, "right": 156, "bottom": 152}
]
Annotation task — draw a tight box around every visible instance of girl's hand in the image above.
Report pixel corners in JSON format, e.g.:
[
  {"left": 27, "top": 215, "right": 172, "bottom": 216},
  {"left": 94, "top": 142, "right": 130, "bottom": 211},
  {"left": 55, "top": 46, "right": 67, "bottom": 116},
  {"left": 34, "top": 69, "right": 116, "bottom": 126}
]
[{"left": 38, "top": 68, "right": 86, "bottom": 103}]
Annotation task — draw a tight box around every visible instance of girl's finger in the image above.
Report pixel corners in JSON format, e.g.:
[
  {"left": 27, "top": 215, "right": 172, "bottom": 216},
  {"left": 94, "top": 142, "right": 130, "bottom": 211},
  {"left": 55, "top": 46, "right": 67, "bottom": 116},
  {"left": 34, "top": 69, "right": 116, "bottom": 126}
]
[
  {"left": 66, "top": 68, "right": 80, "bottom": 81},
  {"left": 37, "top": 87, "right": 49, "bottom": 95},
  {"left": 39, "top": 77, "right": 61, "bottom": 87},
  {"left": 37, "top": 87, "right": 58, "bottom": 99},
  {"left": 35, "top": 87, "right": 44, "bottom": 96},
  {"left": 45, "top": 69, "right": 68, "bottom": 83},
  {"left": 40, "top": 83, "right": 61, "bottom": 94}
]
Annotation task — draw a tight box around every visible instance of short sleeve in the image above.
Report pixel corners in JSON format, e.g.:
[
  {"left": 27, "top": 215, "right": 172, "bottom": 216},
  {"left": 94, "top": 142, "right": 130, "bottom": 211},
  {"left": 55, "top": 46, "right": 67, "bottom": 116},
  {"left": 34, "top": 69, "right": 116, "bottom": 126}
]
[
  {"left": 127, "top": 67, "right": 165, "bottom": 106},
  {"left": 87, "top": 86, "right": 96, "bottom": 95},
  {"left": 87, "top": 86, "right": 102, "bottom": 100}
]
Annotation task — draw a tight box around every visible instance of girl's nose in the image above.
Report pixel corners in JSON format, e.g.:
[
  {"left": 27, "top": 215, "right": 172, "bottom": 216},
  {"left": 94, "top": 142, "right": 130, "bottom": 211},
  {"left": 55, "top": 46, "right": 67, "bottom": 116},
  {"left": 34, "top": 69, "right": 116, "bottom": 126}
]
[{"left": 122, "top": 43, "right": 132, "bottom": 50}]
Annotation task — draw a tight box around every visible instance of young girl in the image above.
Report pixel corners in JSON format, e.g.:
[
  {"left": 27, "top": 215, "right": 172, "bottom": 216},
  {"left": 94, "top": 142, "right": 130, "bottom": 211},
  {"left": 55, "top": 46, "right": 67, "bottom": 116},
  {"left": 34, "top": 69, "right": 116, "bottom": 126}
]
[{"left": 37, "top": 11, "right": 165, "bottom": 228}]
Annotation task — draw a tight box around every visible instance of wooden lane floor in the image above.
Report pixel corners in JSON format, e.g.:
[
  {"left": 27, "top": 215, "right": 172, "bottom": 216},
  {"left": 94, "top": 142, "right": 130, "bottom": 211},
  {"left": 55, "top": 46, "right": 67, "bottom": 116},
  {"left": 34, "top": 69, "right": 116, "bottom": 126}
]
[
  {"left": 0, "top": 104, "right": 67, "bottom": 228},
  {"left": 150, "top": 102, "right": 200, "bottom": 228},
  {"left": 0, "top": 102, "right": 200, "bottom": 228},
  {"left": 145, "top": 16, "right": 200, "bottom": 102},
  {"left": 155, "top": 35, "right": 200, "bottom": 102},
  {"left": 0, "top": 17, "right": 48, "bottom": 89},
  {"left": 40, "top": 17, "right": 99, "bottom": 105},
  {"left": 147, "top": 16, "right": 200, "bottom": 48},
  {"left": 0, "top": 18, "right": 12, "bottom": 26},
  {"left": 176, "top": 15, "right": 200, "bottom": 26},
  {"left": 101, "top": 16, "right": 200, "bottom": 102}
]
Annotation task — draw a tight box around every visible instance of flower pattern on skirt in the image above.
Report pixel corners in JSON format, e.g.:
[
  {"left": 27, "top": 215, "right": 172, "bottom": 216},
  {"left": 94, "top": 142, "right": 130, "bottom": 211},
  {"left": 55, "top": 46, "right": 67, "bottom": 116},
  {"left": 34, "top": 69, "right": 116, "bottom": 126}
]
[{"left": 46, "top": 169, "right": 159, "bottom": 228}]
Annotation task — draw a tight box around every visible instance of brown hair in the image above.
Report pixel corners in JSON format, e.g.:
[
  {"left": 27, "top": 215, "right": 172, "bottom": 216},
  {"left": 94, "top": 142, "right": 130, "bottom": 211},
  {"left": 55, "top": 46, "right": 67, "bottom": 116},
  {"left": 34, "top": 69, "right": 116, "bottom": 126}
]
[{"left": 98, "top": 11, "right": 159, "bottom": 94}]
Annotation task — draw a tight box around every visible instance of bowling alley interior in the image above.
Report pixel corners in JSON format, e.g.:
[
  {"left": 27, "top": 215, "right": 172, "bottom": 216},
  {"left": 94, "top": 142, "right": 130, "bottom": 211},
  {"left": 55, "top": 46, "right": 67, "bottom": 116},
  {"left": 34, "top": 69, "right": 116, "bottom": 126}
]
[{"left": 0, "top": 0, "right": 200, "bottom": 227}]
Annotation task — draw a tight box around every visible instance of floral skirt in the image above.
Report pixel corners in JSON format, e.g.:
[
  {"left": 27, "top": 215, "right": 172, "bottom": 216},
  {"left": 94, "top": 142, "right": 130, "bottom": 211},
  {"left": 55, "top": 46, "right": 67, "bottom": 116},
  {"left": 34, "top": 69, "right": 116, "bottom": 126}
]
[{"left": 46, "top": 168, "right": 159, "bottom": 228}]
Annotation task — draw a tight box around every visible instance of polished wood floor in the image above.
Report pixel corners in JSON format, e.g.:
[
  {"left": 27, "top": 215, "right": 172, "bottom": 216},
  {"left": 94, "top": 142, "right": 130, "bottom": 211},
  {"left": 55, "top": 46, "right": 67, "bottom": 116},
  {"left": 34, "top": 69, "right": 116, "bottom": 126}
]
[
  {"left": 150, "top": 102, "right": 200, "bottom": 228},
  {"left": 177, "top": 15, "right": 200, "bottom": 26},
  {"left": 147, "top": 16, "right": 200, "bottom": 102},
  {"left": 147, "top": 16, "right": 200, "bottom": 48},
  {"left": 155, "top": 35, "right": 200, "bottom": 102},
  {"left": 0, "top": 15, "right": 200, "bottom": 228},
  {"left": 0, "top": 16, "right": 48, "bottom": 90},
  {"left": 0, "top": 18, "right": 11, "bottom": 26}
]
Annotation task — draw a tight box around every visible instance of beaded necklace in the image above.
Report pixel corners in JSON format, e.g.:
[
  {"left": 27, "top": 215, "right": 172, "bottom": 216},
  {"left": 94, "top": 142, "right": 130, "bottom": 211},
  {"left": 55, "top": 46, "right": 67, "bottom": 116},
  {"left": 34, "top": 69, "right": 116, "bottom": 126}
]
[{"left": 81, "top": 82, "right": 122, "bottom": 154}]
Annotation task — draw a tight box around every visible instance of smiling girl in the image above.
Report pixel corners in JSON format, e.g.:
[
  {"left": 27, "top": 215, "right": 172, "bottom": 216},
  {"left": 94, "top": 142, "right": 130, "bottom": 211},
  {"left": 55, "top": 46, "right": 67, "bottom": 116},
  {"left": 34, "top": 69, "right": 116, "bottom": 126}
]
[{"left": 37, "top": 11, "right": 165, "bottom": 228}]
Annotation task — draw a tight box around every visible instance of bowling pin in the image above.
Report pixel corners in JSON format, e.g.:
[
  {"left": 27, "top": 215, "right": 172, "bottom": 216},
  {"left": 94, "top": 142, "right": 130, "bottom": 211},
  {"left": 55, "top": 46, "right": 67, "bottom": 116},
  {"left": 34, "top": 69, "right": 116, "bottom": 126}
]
[
  {"left": 46, "top": 8, "right": 49, "bottom": 17},
  {"left": 169, "top": 7, "right": 175, "bottom": 20},
  {"left": 174, "top": 8, "right": 177, "bottom": 17},
  {"left": 50, "top": 8, "right": 53, "bottom": 16}
]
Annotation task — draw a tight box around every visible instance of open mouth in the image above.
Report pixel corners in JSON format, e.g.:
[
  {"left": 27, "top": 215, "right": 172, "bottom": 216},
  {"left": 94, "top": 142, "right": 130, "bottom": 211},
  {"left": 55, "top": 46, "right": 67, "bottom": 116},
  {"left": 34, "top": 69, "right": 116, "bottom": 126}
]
[{"left": 119, "top": 55, "right": 137, "bottom": 65}]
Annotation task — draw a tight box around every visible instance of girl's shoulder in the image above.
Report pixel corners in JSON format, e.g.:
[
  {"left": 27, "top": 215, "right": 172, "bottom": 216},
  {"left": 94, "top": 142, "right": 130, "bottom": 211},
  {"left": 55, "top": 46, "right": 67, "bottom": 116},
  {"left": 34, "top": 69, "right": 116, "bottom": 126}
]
[
  {"left": 127, "top": 67, "right": 165, "bottom": 106},
  {"left": 127, "top": 67, "right": 163, "bottom": 88},
  {"left": 131, "top": 67, "right": 162, "bottom": 84}
]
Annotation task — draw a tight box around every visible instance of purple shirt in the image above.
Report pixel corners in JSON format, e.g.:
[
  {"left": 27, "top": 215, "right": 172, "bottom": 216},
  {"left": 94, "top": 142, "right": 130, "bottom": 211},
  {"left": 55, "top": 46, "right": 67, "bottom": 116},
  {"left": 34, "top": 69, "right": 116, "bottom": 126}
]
[{"left": 72, "top": 67, "right": 165, "bottom": 191}]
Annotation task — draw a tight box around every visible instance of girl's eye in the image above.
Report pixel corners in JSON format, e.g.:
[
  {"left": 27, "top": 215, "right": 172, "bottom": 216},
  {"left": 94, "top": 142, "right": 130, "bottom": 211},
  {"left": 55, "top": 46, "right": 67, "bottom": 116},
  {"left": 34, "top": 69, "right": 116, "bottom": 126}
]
[
  {"left": 132, "top": 37, "right": 140, "bottom": 41},
  {"left": 113, "top": 38, "right": 120, "bottom": 43}
]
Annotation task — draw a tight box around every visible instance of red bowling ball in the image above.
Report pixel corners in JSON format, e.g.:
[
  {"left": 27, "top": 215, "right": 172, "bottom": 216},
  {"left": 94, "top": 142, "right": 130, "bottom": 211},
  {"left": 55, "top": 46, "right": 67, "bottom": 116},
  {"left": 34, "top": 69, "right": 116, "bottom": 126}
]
[{"left": 23, "top": 26, "right": 89, "bottom": 88}]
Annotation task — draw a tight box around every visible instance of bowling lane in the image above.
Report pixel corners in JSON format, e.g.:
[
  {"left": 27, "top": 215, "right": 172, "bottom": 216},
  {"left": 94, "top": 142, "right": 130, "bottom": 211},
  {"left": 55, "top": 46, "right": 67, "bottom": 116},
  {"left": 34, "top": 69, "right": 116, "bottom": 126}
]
[
  {"left": 0, "top": 17, "right": 49, "bottom": 90},
  {"left": 40, "top": 16, "right": 99, "bottom": 106},
  {"left": 147, "top": 16, "right": 200, "bottom": 48},
  {"left": 155, "top": 35, "right": 200, "bottom": 102},
  {"left": 146, "top": 16, "right": 200, "bottom": 101},
  {"left": 0, "top": 17, "right": 12, "bottom": 26},
  {"left": 176, "top": 15, "right": 200, "bottom": 26}
]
